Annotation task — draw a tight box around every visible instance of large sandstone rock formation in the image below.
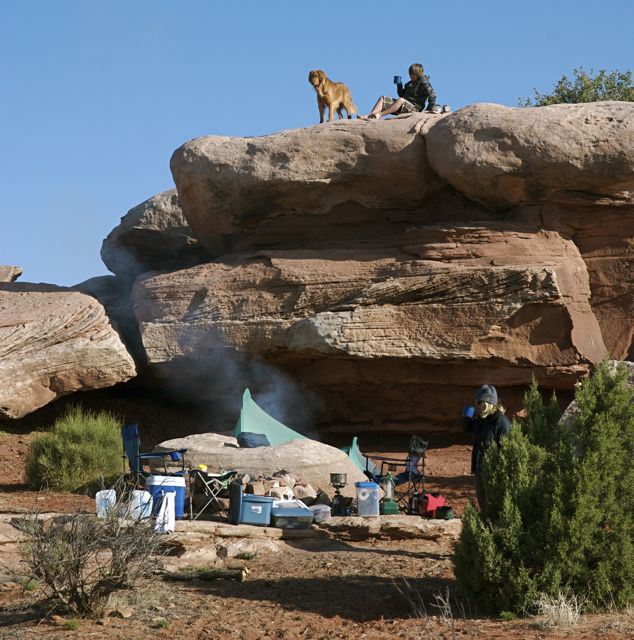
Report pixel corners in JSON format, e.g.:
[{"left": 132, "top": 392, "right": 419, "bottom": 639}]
[
  {"left": 10, "top": 102, "right": 630, "bottom": 434},
  {"left": 127, "top": 103, "right": 633, "bottom": 431},
  {"left": 0, "top": 284, "right": 136, "bottom": 418}
]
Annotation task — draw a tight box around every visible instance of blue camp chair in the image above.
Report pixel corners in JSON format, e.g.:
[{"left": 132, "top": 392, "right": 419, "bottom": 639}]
[
  {"left": 361, "top": 435, "right": 428, "bottom": 512},
  {"left": 121, "top": 423, "right": 187, "bottom": 484}
]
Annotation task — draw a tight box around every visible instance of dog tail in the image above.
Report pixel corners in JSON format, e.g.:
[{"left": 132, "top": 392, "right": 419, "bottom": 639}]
[{"left": 348, "top": 101, "right": 358, "bottom": 117}]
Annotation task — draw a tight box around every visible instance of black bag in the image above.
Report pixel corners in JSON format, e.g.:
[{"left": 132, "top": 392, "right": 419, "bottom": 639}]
[
  {"left": 435, "top": 505, "right": 455, "bottom": 520},
  {"left": 237, "top": 432, "right": 271, "bottom": 448}
]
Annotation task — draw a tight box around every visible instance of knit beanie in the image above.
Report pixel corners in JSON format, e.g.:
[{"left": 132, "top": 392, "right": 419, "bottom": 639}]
[{"left": 475, "top": 384, "right": 498, "bottom": 405}]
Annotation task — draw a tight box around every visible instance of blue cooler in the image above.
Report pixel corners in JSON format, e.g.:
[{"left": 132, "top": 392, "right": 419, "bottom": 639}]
[
  {"left": 146, "top": 475, "right": 186, "bottom": 520},
  {"left": 271, "top": 499, "right": 314, "bottom": 529},
  {"left": 229, "top": 483, "right": 273, "bottom": 526}
]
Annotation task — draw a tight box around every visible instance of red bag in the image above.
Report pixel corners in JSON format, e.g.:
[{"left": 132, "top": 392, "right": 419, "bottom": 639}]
[{"left": 415, "top": 492, "right": 445, "bottom": 518}]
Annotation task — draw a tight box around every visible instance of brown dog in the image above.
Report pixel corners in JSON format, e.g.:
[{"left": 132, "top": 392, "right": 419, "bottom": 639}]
[{"left": 308, "top": 69, "right": 357, "bottom": 123}]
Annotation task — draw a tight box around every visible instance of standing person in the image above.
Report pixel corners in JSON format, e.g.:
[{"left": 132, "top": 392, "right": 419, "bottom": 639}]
[
  {"left": 463, "top": 384, "right": 512, "bottom": 516},
  {"left": 359, "top": 63, "right": 436, "bottom": 120}
]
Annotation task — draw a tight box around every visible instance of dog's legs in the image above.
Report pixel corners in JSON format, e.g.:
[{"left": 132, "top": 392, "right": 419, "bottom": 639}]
[
  {"left": 318, "top": 98, "right": 325, "bottom": 124},
  {"left": 327, "top": 102, "right": 335, "bottom": 122}
]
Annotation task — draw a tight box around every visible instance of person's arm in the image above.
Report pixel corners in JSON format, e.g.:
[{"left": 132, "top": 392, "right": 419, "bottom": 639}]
[
  {"left": 396, "top": 80, "right": 406, "bottom": 98},
  {"left": 416, "top": 76, "right": 437, "bottom": 110}
]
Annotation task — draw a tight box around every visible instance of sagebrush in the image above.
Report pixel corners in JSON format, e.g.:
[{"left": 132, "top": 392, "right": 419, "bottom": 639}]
[
  {"left": 453, "top": 360, "right": 634, "bottom": 615},
  {"left": 20, "top": 496, "right": 163, "bottom": 617},
  {"left": 26, "top": 405, "right": 121, "bottom": 492}
]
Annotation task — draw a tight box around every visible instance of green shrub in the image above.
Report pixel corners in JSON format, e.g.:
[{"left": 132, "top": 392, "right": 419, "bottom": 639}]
[
  {"left": 520, "top": 67, "right": 634, "bottom": 106},
  {"left": 453, "top": 362, "right": 634, "bottom": 616},
  {"left": 26, "top": 406, "right": 121, "bottom": 492}
]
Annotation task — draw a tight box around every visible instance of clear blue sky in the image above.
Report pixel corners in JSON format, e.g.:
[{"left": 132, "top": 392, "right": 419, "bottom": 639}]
[{"left": 2, "top": 0, "right": 633, "bottom": 286}]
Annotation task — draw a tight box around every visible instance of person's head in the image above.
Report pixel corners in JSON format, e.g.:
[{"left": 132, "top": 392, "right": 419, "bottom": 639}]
[
  {"left": 475, "top": 384, "right": 498, "bottom": 417},
  {"left": 408, "top": 63, "right": 424, "bottom": 81}
]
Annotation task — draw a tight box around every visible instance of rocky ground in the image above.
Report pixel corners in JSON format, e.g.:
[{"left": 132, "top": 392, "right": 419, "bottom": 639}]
[{"left": 0, "top": 428, "right": 632, "bottom": 639}]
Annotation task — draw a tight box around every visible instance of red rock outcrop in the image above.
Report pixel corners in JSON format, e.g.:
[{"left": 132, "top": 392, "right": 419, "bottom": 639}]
[
  {"left": 0, "top": 284, "right": 136, "bottom": 419},
  {"left": 93, "top": 103, "right": 633, "bottom": 433}
]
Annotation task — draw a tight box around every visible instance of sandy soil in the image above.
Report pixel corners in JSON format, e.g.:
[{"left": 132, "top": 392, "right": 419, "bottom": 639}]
[{"left": 0, "top": 430, "right": 631, "bottom": 639}]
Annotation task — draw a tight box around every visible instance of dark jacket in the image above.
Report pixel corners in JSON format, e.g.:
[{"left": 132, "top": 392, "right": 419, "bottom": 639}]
[
  {"left": 397, "top": 75, "right": 437, "bottom": 110},
  {"left": 464, "top": 410, "right": 512, "bottom": 474}
]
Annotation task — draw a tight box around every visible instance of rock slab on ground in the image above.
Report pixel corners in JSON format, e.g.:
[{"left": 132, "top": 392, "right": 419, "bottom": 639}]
[{"left": 155, "top": 434, "right": 367, "bottom": 495}]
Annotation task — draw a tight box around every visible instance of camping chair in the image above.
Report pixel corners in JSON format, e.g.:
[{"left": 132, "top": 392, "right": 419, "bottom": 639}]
[
  {"left": 188, "top": 469, "right": 238, "bottom": 520},
  {"left": 365, "top": 435, "right": 428, "bottom": 512},
  {"left": 121, "top": 423, "right": 187, "bottom": 485}
]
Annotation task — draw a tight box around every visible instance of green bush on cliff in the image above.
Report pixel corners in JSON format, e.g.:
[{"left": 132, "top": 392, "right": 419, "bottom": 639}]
[
  {"left": 26, "top": 406, "right": 121, "bottom": 492},
  {"left": 520, "top": 67, "right": 634, "bottom": 106},
  {"left": 453, "top": 362, "right": 634, "bottom": 615}
]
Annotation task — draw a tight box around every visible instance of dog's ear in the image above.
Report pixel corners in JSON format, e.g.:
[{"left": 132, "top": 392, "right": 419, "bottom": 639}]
[{"left": 316, "top": 70, "right": 326, "bottom": 84}]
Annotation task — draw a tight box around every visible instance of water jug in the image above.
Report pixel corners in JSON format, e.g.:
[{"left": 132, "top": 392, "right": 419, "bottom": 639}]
[{"left": 95, "top": 489, "right": 116, "bottom": 518}]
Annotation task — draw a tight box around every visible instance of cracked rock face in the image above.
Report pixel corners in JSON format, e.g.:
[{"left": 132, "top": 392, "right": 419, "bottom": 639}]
[{"left": 0, "top": 284, "right": 136, "bottom": 419}]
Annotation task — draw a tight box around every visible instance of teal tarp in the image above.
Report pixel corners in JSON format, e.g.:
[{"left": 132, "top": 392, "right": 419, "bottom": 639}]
[
  {"left": 233, "top": 388, "right": 308, "bottom": 446},
  {"left": 341, "top": 436, "right": 380, "bottom": 476}
]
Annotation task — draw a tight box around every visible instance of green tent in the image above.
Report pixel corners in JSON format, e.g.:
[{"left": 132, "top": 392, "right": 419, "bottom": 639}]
[
  {"left": 341, "top": 436, "right": 380, "bottom": 476},
  {"left": 233, "top": 388, "right": 308, "bottom": 446}
]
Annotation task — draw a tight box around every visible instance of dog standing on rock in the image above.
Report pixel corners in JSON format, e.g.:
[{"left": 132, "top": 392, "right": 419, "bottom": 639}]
[{"left": 308, "top": 70, "right": 357, "bottom": 123}]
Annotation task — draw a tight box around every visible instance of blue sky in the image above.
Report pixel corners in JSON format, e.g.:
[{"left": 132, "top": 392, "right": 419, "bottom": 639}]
[{"left": 2, "top": 0, "right": 633, "bottom": 286}]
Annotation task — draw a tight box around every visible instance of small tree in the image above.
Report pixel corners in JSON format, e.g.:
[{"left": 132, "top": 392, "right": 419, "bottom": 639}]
[
  {"left": 26, "top": 406, "right": 121, "bottom": 492},
  {"left": 453, "top": 362, "right": 634, "bottom": 615},
  {"left": 520, "top": 67, "right": 634, "bottom": 106}
]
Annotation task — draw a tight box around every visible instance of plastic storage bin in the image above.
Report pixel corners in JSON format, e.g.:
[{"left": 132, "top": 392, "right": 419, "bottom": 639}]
[
  {"left": 271, "top": 500, "right": 314, "bottom": 529},
  {"left": 308, "top": 503, "right": 331, "bottom": 523},
  {"left": 146, "top": 475, "right": 186, "bottom": 520},
  {"left": 355, "top": 481, "right": 380, "bottom": 517},
  {"left": 229, "top": 483, "right": 274, "bottom": 526}
]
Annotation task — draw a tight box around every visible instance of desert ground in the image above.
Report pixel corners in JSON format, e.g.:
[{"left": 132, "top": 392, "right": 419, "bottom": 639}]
[{"left": 0, "top": 424, "right": 632, "bottom": 640}]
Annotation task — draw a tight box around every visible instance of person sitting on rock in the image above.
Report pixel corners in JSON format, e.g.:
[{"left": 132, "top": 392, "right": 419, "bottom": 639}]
[
  {"left": 463, "top": 384, "right": 511, "bottom": 518},
  {"left": 359, "top": 63, "right": 436, "bottom": 120}
]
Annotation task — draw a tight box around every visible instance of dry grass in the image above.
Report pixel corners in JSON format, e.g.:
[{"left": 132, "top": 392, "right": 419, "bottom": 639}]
[{"left": 533, "top": 591, "right": 582, "bottom": 627}]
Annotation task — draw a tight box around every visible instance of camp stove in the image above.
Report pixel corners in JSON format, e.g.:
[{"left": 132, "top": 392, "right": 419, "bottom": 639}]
[{"left": 330, "top": 473, "right": 352, "bottom": 516}]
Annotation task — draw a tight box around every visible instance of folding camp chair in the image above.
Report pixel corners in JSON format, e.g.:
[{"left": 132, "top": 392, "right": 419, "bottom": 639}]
[
  {"left": 188, "top": 469, "right": 238, "bottom": 520},
  {"left": 365, "top": 435, "right": 428, "bottom": 512},
  {"left": 121, "top": 423, "right": 187, "bottom": 485}
]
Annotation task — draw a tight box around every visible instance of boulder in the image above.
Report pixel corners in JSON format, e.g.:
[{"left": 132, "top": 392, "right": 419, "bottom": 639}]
[
  {"left": 217, "top": 538, "right": 282, "bottom": 558},
  {"left": 154, "top": 434, "right": 367, "bottom": 495},
  {"left": 101, "top": 189, "right": 211, "bottom": 283},
  {"left": 0, "top": 266, "right": 22, "bottom": 283},
  {"left": 0, "top": 283, "right": 136, "bottom": 419},
  {"left": 425, "top": 102, "right": 634, "bottom": 210},
  {"left": 170, "top": 115, "right": 445, "bottom": 255}
]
